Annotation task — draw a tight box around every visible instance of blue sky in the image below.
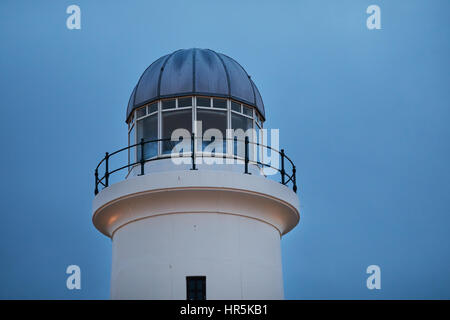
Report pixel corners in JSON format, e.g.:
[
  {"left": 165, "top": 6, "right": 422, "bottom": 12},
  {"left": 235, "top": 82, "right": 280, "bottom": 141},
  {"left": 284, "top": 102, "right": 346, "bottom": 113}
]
[{"left": 0, "top": 0, "right": 449, "bottom": 299}]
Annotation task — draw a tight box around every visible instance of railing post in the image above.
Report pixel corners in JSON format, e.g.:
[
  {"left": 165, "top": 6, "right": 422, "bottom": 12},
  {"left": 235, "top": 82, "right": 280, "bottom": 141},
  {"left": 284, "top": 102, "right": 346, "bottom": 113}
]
[
  {"left": 293, "top": 165, "right": 297, "bottom": 193},
  {"left": 104, "top": 152, "right": 109, "bottom": 188},
  {"left": 140, "top": 138, "right": 145, "bottom": 175},
  {"left": 244, "top": 136, "right": 250, "bottom": 174},
  {"left": 191, "top": 132, "right": 197, "bottom": 170},
  {"left": 280, "top": 149, "right": 285, "bottom": 184},
  {"left": 94, "top": 168, "right": 99, "bottom": 195}
]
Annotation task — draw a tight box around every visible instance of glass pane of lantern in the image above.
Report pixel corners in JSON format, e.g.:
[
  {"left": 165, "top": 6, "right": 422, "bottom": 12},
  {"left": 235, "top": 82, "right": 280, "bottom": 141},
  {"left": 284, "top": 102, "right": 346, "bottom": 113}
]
[
  {"left": 162, "top": 99, "right": 176, "bottom": 110},
  {"left": 213, "top": 98, "right": 227, "bottom": 109},
  {"left": 137, "top": 114, "right": 158, "bottom": 160},
  {"left": 136, "top": 107, "right": 146, "bottom": 119},
  {"left": 148, "top": 102, "right": 158, "bottom": 114},
  {"left": 178, "top": 97, "right": 192, "bottom": 108},
  {"left": 162, "top": 109, "right": 192, "bottom": 154},
  {"left": 243, "top": 105, "right": 253, "bottom": 117},
  {"left": 231, "top": 101, "right": 241, "bottom": 113},
  {"left": 197, "top": 109, "right": 227, "bottom": 153},
  {"left": 128, "top": 125, "right": 135, "bottom": 165},
  {"left": 231, "top": 113, "right": 253, "bottom": 157},
  {"left": 196, "top": 97, "right": 210, "bottom": 108}
]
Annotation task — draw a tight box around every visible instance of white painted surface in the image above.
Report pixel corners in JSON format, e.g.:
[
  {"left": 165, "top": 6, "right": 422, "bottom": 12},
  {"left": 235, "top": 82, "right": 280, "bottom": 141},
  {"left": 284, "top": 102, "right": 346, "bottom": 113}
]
[
  {"left": 127, "top": 157, "right": 264, "bottom": 178},
  {"left": 93, "top": 170, "right": 299, "bottom": 237},
  {"left": 111, "top": 213, "right": 284, "bottom": 299},
  {"left": 93, "top": 168, "right": 299, "bottom": 300}
]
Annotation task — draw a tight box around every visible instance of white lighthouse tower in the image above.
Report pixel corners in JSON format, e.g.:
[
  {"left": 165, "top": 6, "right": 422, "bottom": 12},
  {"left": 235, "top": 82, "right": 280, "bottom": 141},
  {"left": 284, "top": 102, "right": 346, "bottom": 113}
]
[{"left": 92, "top": 48, "right": 300, "bottom": 300}]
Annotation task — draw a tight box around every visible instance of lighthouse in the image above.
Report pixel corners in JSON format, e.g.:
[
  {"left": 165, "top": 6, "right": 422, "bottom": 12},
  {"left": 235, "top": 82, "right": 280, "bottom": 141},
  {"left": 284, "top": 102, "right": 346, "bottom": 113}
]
[{"left": 92, "top": 48, "right": 300, "bottom": 300}]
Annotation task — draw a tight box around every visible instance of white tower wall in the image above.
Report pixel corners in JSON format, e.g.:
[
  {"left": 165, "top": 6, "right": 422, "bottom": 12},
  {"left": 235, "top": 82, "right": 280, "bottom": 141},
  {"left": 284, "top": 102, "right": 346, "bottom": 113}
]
[
  {"left": 93, "top": 166, "right": 299, "bottom": 300},
  {"left": 111, "top": 212, "right": 283, "bottom": 299}
]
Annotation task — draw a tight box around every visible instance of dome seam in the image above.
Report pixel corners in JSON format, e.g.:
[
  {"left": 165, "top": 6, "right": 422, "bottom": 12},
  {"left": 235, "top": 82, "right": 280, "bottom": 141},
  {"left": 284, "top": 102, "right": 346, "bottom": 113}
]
[
  {"left": 249, "top": 77, "right": 257, "bottom": 107},
  {"left": 127, "top": 48, "right": 265, "bottom": 121},
  {"left": 157, "top": 49, "right": 181, "bottom": 98},
  {"left": 218, "top": 52, "right": 256, "bottom": 105},
  {"left": 209, "top": 49, "right": 231, "bottom": 96},
  {"left": 129, "top": 54, "right": 167, "bottom": 121}
]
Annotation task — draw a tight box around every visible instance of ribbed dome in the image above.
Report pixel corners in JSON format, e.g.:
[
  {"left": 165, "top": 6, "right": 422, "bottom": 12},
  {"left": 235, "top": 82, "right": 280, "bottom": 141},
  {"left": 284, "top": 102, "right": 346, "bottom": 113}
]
[{"left": 126, "top": 48, "right": 265, "bottom": 121}]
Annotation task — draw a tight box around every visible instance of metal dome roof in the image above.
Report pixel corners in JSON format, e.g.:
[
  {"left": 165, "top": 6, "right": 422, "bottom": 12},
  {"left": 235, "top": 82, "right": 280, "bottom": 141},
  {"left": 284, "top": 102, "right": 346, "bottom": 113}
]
[{"left": 126, "top": 48, "right": 265, "bottom": 121}]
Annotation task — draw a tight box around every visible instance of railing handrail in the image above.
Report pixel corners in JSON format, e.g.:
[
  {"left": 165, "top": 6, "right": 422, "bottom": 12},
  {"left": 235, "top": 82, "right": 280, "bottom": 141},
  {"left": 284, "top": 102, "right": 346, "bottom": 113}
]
[{"left": 94, "top": 136, "right": 297, "bottom": 195}]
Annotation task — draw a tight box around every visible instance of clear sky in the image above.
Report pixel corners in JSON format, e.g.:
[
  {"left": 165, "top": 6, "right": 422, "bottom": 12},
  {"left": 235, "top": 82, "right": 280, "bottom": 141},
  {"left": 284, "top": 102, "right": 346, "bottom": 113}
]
[{"left": 0, "top": 0, "right": 449, "bottom": 299}]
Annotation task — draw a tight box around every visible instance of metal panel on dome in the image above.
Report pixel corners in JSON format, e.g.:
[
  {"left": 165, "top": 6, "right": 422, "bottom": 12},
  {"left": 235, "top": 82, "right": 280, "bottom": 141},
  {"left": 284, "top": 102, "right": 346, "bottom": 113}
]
[
  {"left": 134, "top": 55, "right": 168, "bottom": 106},
  {"left": 127, "top": 85, "right": 137, "bottom": 119},
  {"left": 251, "top": 79, "right": 265, "bottom": 119},
  {"left": 126, "top": 48, "right": 265, "bottom": 121},
  {"left": 195, "top": 49, "right": 229, "bottom": 96},
  {"left": 218, "top": 53, "right": 255, "bottom": 105},
  {"left": 160, "top": 49, "right": 194, "bottom": 97}
]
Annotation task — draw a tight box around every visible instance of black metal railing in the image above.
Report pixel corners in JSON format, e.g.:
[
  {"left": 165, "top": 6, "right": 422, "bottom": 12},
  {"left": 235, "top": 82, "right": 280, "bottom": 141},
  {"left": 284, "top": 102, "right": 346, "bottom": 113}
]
[{"left": 94, "top": 135, "right": 297, "bottom": 195}]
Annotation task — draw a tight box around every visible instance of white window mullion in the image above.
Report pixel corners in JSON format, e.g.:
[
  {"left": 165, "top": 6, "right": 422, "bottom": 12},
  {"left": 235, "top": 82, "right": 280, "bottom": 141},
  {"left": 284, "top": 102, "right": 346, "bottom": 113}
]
[
  {"left": 158, "top": 100, "right": 162, "bottom": 156},
  {"left": 227, "top": 99, "right": 232, "bottom": 157},
  {"left": 193, "top": 96, "right": 197, "bottom": 154}
]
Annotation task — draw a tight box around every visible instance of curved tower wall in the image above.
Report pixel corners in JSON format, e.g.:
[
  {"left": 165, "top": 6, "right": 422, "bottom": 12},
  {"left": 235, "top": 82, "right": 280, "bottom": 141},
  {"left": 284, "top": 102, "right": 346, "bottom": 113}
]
[
  {"left": 93, "top": 169, "right": 299, "bottom": 299},
  {"left": 111, "top": 212, "right": 283, "bottom": 299}
]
